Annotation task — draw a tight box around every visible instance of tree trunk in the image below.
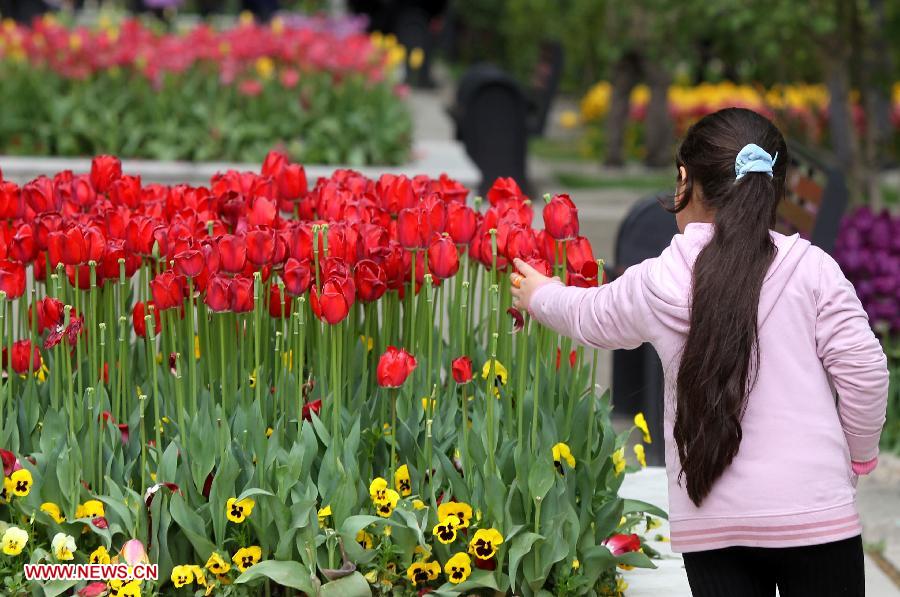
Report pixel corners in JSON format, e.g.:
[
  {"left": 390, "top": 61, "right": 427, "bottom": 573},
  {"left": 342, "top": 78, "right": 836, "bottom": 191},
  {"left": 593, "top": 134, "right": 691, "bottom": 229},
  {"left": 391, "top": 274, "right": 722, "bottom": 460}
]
[
  {"left": 860, "top": 0, "right": 893, "bottom": 208},
  {"left": 604, "top": 53, "right": 640, "bottom": 168},
  {"left": 643, "top": 58, "right": 673, "bottom": 168}
]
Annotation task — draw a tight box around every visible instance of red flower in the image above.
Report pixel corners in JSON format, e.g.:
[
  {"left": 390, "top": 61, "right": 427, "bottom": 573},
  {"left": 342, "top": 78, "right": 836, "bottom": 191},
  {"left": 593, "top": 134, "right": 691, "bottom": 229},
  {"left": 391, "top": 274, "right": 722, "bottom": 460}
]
[
  {"left": 282, "top": 258, "right": 312, "bottom": 296},
  {"left": 261, "top": 150, "right": 288, "bottom": 178},
  {"left": 246, "top": 229, "right": 275, "bottom": 267},
  {"left": 218, "top": 235, "right": 247, "bottom": 274},
  {"left": 91, "top": 516, "right": 109, "bottom": 530},
  {"left": 268, "top": 284, "right": 292, "bottom": 318},
  {"left": 353, "top": 259, "right": 387, "bottom": 303},
  {"left": 9, "top": 223, "right": 36, "bottom": 263},
  {"left": 555, "top": 348, "right": 577, "bottom": 370},
  {"left": 446, "top": 203, "right": 477, "bottom": 245},
  {"left": 301, "top": 399, "right": 322, "bottom": 421},
  {"left": 3, "top": 340, "right": 42, "bottom": 374},
  {"left": 30, "top": 297, "right": 64, "bottom": 334},
  {"left": 277, "top": 164, "right": 308, "bottom": 203},
  {"left": 174, "top": 248, "right": 205, "bottom": 278},
  {"left": 229, "top": 277, "right": 254, "bottom": 313},
  {"left": 602, "top": 533, "right": 641, "bottom": 556},
  {"left": 48, "top": 227, "right": 87, "bottom": 266},
  {"left": 205, "top": 275, "right": 231, "bottom": 312},
  {"left": 78, "top": 582, "right": 108, "bottom": 597},
  {"left": 543, "top": 193, "right": 579, "bottom": 240},
  {"left": 426, "top": 235, "right": 459, "bottom": 279},
  {"left": 486, "top": 177, "right": 525, "bottom": 206},
  {"left": 150, "top": 271, "right": 185, "bottom": 310},
  {"left": 310, "top": 277, "right": 354, "bottom": 324},
  {"left": 397, "top": 207, "right": 429, "bottom": 249},
  {"left": 566, "top": 236, "right": 598, "bottom": 287},
  {"left": 0, "top": 260, "right": 26, "bottom": 299},
  {"left": 451, "top": 356, "right": 472, "bottom": 384},
  {"left": 90, "top": 155, "right": 122, "bottom": 193},
  {"left": 0, "top": 449, "right": 17, "bottom": 477},
  {"left": 132, "top": 301, "right": 161, "bottom": 338},
  {"left": 376, "top": 346, "right": 417, "bottom": 388}
]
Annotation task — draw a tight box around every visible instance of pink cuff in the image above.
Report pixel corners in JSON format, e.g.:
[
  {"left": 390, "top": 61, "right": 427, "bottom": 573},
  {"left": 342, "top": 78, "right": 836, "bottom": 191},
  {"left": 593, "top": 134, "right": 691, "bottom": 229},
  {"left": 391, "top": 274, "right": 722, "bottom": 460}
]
[{"left": 851, "top": 457, "right": 878, "bottom": 476}]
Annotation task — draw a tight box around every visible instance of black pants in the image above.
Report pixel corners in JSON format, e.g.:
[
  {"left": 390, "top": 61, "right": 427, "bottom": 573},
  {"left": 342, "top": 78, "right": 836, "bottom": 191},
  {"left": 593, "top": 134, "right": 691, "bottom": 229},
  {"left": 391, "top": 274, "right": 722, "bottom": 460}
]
[{"left": 683, "top": 535, "right": 865, "bottom": 596}]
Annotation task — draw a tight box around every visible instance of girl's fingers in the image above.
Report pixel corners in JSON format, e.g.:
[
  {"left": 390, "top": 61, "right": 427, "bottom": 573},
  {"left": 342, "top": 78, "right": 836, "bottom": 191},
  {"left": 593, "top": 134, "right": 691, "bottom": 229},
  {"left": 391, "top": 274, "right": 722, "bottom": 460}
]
[{"left": 513, "top": 258, "right": 540, "bottom": 278}]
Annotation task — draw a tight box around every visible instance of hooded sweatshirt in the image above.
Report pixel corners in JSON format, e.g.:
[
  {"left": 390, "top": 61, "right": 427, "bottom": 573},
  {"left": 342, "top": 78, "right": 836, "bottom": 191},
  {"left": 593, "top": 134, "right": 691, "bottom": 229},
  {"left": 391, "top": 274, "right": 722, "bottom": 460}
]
[{"left": 528, "top": 222, "right": 889, "bottom": 553}]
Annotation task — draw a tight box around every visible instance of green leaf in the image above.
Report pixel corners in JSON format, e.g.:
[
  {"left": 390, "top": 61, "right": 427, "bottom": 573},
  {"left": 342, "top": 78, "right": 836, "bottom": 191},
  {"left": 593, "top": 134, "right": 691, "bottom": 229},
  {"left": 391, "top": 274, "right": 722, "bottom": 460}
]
[
  {"left": 169, "top": 493, "right": 215, "bottom": 560},
  {"left": 527, "top": 458, "right": 555, "bottom": 502},
  {"left": 616, "top": 550, "right": 657, "bottom": 569},
  {"left": 432, "top": 570, "right": 500, "bottom": 595},
  {"left": 234, "top": 560, "right": 316, "bottom": 593},
  {"left": 236, "top": 487, "right": 275, "bottom": 502},
  {"left": 622, "top": 498, "right": 668, "bottom": 519},
  {"left": 318, "top": 571, "right": 371, "bottom": 597},
  {"left": 507, "top": 531, "right": 543, "bottom": 593}
]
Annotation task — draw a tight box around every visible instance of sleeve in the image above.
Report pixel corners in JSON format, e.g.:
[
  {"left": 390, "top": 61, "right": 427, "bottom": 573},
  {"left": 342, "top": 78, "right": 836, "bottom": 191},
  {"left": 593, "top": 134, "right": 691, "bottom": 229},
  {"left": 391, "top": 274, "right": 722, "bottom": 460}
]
[
  {"left": 528, "top": 261, "right": 651, "bottom": 350},
  {"left": 815, "top": 251, "right": 890, "bottom": 464}
]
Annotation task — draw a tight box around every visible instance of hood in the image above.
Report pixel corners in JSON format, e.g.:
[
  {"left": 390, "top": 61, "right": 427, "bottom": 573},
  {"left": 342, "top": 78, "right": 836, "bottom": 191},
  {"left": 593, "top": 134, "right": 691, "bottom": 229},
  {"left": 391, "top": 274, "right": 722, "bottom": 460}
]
[{"left": 642, "top": 222, "right": 811, "bottom": 334}]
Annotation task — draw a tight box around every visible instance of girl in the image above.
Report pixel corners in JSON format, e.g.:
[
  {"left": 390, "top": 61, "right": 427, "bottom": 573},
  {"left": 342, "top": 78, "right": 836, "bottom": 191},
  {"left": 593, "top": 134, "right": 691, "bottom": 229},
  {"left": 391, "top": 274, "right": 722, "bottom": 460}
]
[{"left": 510, "top": 108, "right": 889, "bottom": 596}]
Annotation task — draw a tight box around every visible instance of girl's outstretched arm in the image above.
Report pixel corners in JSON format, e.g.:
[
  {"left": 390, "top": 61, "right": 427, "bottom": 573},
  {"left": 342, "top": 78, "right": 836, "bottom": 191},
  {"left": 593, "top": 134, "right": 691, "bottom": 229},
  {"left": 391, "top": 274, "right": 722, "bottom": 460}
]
[
  {"left": 815, "top": 252, "right": 890, "bottom": 468},
  {"left": 510, "top": 258, "right": 650, "bottom": 351}
]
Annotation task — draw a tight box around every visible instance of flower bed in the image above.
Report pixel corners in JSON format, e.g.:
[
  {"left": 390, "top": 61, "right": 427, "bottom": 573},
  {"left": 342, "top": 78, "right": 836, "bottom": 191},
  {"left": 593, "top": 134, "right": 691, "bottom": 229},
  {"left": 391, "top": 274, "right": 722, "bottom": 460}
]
[
  {"left": 0, "top": 155, "right": 661, "bottom": 595},
  {"left": 0, "top": 17, "right": 412, "bottom": 165}
]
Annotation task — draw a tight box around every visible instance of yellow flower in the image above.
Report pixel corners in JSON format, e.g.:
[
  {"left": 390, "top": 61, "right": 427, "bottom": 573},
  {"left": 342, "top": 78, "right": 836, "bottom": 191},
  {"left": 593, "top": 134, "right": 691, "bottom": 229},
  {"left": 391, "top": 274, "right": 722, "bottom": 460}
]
[
  {"left": 432, "top": 515, "right": 460, "bottom": 544},
  {"left": 108, "top": 579, "right": 142, "bottom": 596},
  {"left": 646, "top": 517, "right": 661, "bottom": 531},
  {"left": 249, "top": 369, "right": 257, "bottom": 388},
  {"left": 634, "top": 444, "right": 646, "bottom": 468},
  {"left": 1, "top": 526, "right": 28, "bottom": 555},
  {"left": 9, "top": 469, "right": 32, "bottom": 496},
  {"left": 317, "top": 505, "right": 332, "bottom": 528},
  {"left": 356, "top": 529, "right": 374, "bottom": 549},
  {"left": 239, "top": 10, "right": 254, "bottom": 25},
  {"left": 232, "top": 546, "right": 262, "bottom": 572},
  {"left": 468, "top": 528, "right": 504, "bottom": 560},
  {"left": 444, "top": 552, "right": 472, "bottom": 584},
  {"left": 406, "top": 560, "right": 440, "bottom": 585},
  {"left": 634, "top": 412, "right": 651, "bottom": 444},
  {"left": 68, "top": 33, "right": 82, "bottom": 51},
  {"left": 255, "top": 57, "right": 275, "bottom": 80},
  {"left": 51, "top": 532, "right": 76, "bottom": 561},
  {"left": 270, "top": 16, "right": 284, "bottom": 34},
  {"left": 559, "top": 110, "right": 580, "bottom": 129},
  {"left": 414, "top": 545, "right": 432, "bottom": 561},
  {"left": 394, "top": 464, "right": 412, "bottom": 497},
  {"left": 437, "top": 502, "right": 472, "bottom": 529},
  {"left": 90, "top": 545, "right": 111, "bottom": 564},
  {"left": 226, "top": 497, "right": 255, "bottom": 523},
  {"left": 375, "top": 489, "right": 399, "bottom": 518},
  {"left": 412, "top": 499, "right": 426, "bottom": 511},
  {"left": 40, "top": 502, "right": 65, "bottom": 524},
  {"left": 364, "top": 569, "right": 378, "bottom": 584},
  {"left": 360, "top": 335, "right": 374, "bottom": 351},
  {"left": 205, "top": 552, "right": 231, "bottom": 575},
  {"left": 612, "top": 448, "right": 626, "bottom": 475},
  {"left": 76, "top": 500, "right": 105, "bottom": 519},
  {"left": 171, "top": 565, "right": 194, "bottom": 588},
  {"left": 265, "top": 427, "right": 273, "bottom": 438},
  {"left": 194, "top": 335, "right": 201, "bottom": 360},
  {"left": 481, "top": 360, "right": 508, "bottom": 386},
  {"left": 421, "top": 396, "right": 436, "bottom": 411},
  {"left": 572, "top": 558, "right": 580, "bottom": 570},
  {"left": 408, "top": 47, "right": 425, "bottom": 70},
  {"left": 552, "top": 442, "right": 576, "bottom": 474},
  {"left": 190, "top": 565, "right": 206, "bottom": 586},
  {"left": 369, "top": 478, "right": 389, "bottom": 504}
]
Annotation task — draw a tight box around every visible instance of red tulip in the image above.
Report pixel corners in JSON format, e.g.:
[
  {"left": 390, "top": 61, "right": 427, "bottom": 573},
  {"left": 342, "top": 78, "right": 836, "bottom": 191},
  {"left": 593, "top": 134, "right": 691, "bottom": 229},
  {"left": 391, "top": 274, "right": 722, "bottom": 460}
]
[
  {"left": 0, "top": 181, "right": 20, "bottom": 220},
  {"left": 174, "top": 249, "right": 205, "bottom": 278},
  {"left": 354, "top": 259, "right": 387, "bottom": 303},
  {"left": 376, "top": 346, "right": 417, "bottom": 388},
  {"left": 301, "top": 399, "right": 322, "bottom": 421},
  {"left": 9, "top": 223, "right": 36, "bottom": 263},
  {"left": 23, "top": 176, "right": 57, "bottom": 214},
  {"left": 108, "top": 175, "right": 142, "bottom": 208},
  {"left": 310, "top": 277, "right": 354, "bottom": 324},
  {"left": 426, "top": 235, "right": 459, "bottom": 279},
  {"left": 33, "top": 212, "right": 62, "bottom": 251},
  {"left": 78, "top": 582, "right": 108, "bottom": 597},
  {"left": 30, "top": 297, "right": 64, "bottom": 334},
  {"left": 150, "top": 271, "right": 185, "bottom": 310},
  {"left": 277, "top": 164, "right": 308, "bottom": 203},
  {"left": 504, "top": 225, "right": 538, "bottom": 262},
  {"left": 282, "top": 258, "right": 312, "bottom": 296},
  {"left": 218, "top": 235, "right": 247, "bottom": 274},
  {"left": 486, "top": 177, "right": 525, "bottom": 206},
  {"left": 90, "top": 155, "right": 122, "bottom": 193},
  {"left": 261, "top": 150, "right": 288, "bottom": 178},
  {"left": 268, "top": 284, "right": 292, "bottom": 318},
  {"left": 0, "top": 260, "right": 26, "bottom": 299},
  {"left": 446, "top": 203, "right": 477, "bottom": 245},
  {"left": 246, "top": 229, "right": 275, "bottom": 267},
  {"left": 205, "top": 276, "right": 231, "bottom": 312},
  {"left": 397, "top": 207, "right": 428, "bottom": 249},
  {"left": 132, "top": 301, "right": 161, "bottom": 338},
  {"left": 229, "top": 276, "right": 254, "bottom": 313},
  {"left": 602, "top": 533, "right": 641, "bottom": 556},
  {"left": 48, "top": 227, "right": 87, "bottom": 266},
  {"left": 248, "top": 197, "right": 277, "bottom": 228},
  {"left": 543, "top": 193, "right": 579, "bottom": 240},
  {"left": 451, "top": 356, "right": 473, "bottom": 384},
  {"left": 566, "top": 236, "right": 598, "bottom": 287},
  {"left": 3, "top": 340, "right": 42, "bottom": 374}
]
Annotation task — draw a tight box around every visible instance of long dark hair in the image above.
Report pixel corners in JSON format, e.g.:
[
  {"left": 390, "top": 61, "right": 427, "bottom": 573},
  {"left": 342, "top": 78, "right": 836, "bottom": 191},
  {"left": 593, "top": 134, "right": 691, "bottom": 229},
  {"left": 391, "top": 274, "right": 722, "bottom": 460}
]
[{"left": 670, "top": 108, "right": 788, "bottom": 507}]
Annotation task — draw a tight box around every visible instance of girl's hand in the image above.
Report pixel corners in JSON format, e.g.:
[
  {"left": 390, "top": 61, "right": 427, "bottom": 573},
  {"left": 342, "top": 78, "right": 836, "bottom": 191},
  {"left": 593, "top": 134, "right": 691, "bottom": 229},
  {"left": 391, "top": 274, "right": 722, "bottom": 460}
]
[{"left": 510, "top": 258, "right": 559, "bottom": 312}]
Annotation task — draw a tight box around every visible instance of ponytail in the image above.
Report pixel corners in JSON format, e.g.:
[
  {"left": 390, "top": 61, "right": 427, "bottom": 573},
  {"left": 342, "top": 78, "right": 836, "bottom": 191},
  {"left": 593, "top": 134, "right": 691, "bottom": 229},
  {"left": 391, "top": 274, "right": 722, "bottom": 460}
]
[{"left": 670, "top": 108, "right": 787, "bottom": 507}]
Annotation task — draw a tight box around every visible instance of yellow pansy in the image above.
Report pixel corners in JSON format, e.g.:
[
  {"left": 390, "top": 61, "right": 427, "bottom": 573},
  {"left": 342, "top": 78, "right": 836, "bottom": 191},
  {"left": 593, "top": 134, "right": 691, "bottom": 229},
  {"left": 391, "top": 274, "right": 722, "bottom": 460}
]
[
  {"left": 552, "top": 442, "right": 576, "bottom": 474},
  {"left": 369, "top": 478, "right": 389, "bottom": 504},
  {"left": 444, "top": 552, "right": 472, "bottom": 584},
  {"left": 225, "top": 497, "right": 255, "bottom": 523},
  {"left": 317, "top": 505, "right": 332, "bottom": 528},
  {"left": 412, "top": 499, "right": 426, "bottom": 510},
  {"left": 375, "top": 489, "right": 399, "bottom": 518},
  {"left": 76, "top": 500, "right": 105, "bottom": 519},
  {"left": 90, "top": 545, "right": 111, "bottom": 564},
  {"left": 414, "top": 545, "right": 432, "bottom": 561},
  {"left": 481, "top": 360, "right": 508, "bottom": 397},
  {"left": 108, "top": 579, "right": 142, "bottom": 596},
  {"left": 646, "top": 517, "right": 661, "bottom": 531},
  {"left": 205, "top": 552, "right": 231, "bottom": 575},
  {"left": 406, "top": 560, "right": 440, "bottom": 585},
  {"left": 249, "top": 369, "right": 257, "bottom": 388},
  {"left": 360, "top": 335, "right": 374, "bottom": 351},
  {"left": 432, "top": 515, "right": 460, "bottom": 544},
  {"left": 634, "top": 444, "right": 647, "bottom": 468},
  {"left": 9, "top": 469, "right": 32, "bottom": 496},
  {"left": 634, "top": 412, "right": 651, "bottom": 443},
  {"left": 437, "top": 502, "right": 472, "bottom": 529},
  {"left": 394, "top": 464, "right": 412, "bottom": 497},
  {"left": 189, "top": 565, "right": 206, "bottom": 586},
  {"left": 40, "top": 502, "right": 65, "bottom": 524},
  {"left": 572, "top": 558, "right": 580, "bottom": 570},
  {"left": 265, "top": 427, "right": 273, "bottom": 438},
  {"left": 51, "top": 532, "right": 76, "bottom": 561},
  {"left": 232, "top": 546, "right": 262, "bottom": 572},
  {"left": 356, "top": 529, "right": 374, "bottom": 549},
  {"left": 1, "top": 526, "right": 28, "bottom": 555},
  {"left": 468, "top": 528, "right": 504, "bottom": 560},
  {"left": 171, "top": 565, "right": 194, "bottom": 588},
  {"left": 364, "top": 569, "right": 378, "bottom": 584},
  {"left": 612, "top": 448, "right": 626, "bottom": 475}
]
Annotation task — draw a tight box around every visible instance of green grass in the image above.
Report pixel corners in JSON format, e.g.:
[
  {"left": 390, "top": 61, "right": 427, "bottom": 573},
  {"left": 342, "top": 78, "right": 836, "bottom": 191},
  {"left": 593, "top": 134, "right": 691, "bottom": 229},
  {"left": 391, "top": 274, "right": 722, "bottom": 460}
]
[
  {"left": 553, "top": 170, "right": 673, "bottom": 191},
  {"left": 530, "top": 138, "right": 591, "bottom": 162}
]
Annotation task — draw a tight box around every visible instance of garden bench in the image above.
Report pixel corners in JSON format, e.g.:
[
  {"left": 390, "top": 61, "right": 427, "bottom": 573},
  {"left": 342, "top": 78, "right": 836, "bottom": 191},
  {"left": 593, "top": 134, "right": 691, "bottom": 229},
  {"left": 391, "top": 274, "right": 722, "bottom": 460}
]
[
  {"left": 447, "top": 41, "right": 564, "bottom": 195},
  {"left": 608, "top": 141, "right": 849, "bottom": 466}
]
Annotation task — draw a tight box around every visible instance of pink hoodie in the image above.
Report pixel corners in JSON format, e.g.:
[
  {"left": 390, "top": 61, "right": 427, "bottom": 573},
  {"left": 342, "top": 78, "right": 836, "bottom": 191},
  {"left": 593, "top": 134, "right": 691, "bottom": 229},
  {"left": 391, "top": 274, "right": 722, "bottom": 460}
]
[{"left": 529, "top": 222, "right": 889, "bottom": 553}]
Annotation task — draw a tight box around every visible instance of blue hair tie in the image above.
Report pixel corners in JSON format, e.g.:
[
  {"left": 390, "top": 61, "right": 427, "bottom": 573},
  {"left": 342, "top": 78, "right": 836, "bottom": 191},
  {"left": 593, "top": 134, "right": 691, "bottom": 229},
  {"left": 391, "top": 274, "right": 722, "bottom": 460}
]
[{"left": 735, "top": 143, "right": 777, "bottom": 180}]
